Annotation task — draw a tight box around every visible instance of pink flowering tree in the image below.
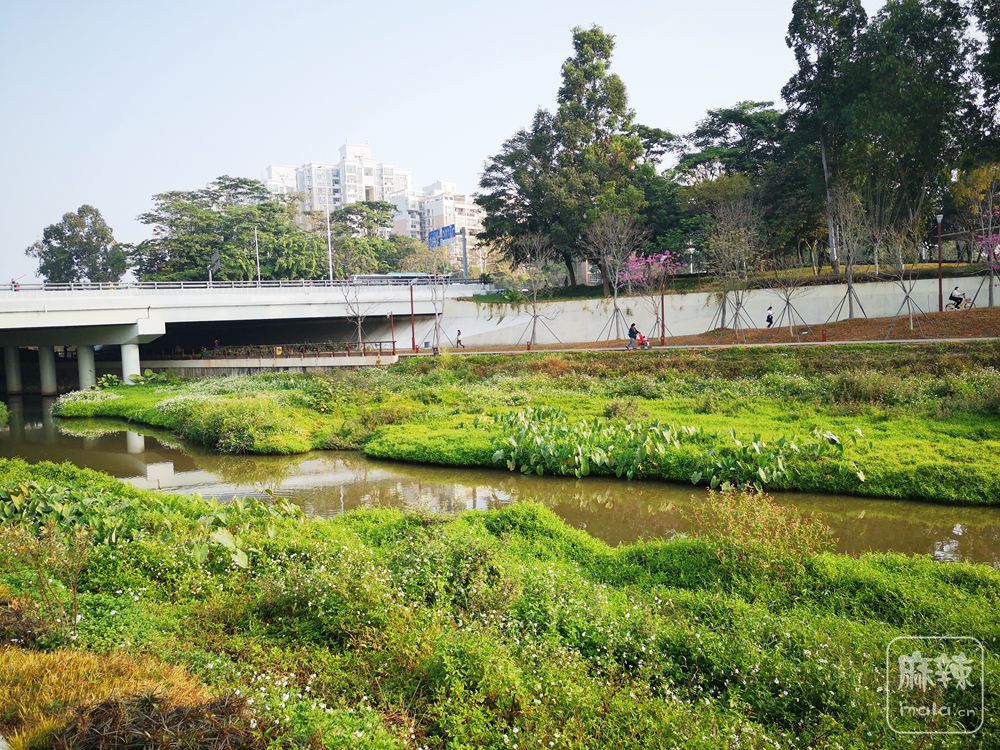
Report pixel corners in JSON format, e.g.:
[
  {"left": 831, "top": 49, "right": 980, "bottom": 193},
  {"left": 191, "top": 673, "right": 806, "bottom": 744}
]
[{"left": 619, "top": 250, "right": 682, "bottom": 342}]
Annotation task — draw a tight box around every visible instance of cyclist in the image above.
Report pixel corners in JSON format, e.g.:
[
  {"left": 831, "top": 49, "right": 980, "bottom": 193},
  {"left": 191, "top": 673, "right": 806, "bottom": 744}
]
[{"left": 948, "top": 286, "right": 965, "bottom": 310}]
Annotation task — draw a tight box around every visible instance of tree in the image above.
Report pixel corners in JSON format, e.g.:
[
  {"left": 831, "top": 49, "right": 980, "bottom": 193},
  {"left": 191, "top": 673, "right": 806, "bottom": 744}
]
[
  {"left": 847, "top": 0, "right": 974, "bottom": 238},
  {"left": 676, "top": 101, "right": 785, "bottom": 181},
  {"left": 704, "top": 189, "right": 766, "bottom": 333},
  {"left": 581, "top": 212, "right": 649, "bottom": 339},
  {"left": 619, "top": 250, "right": 682, "bottom": 343},
  {"left": 25, "top": 205, "right": 127, "bottom": 283},
  {"left": 401, "top": 246, "right": 452, "bottom": 274},
  {"left": 331, "top": 201, "right": 396, "bottom": 237},
  {"left": 132, "top": 176, "right": 325, "bottom": 281},
  {"left": 515, "top": 234, "right": 560, "bottom": 347},
  {"left": 477, "top": 26, "right": 669, "bottom": 285},
  {"left": 826, "top": 185, "right": 868, "bottom": 320}
]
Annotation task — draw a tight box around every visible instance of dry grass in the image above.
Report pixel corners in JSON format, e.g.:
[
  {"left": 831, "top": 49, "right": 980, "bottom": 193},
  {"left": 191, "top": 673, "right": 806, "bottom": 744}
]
[{"left": 0, "top": 648, "right": 207, "bottom": 749}]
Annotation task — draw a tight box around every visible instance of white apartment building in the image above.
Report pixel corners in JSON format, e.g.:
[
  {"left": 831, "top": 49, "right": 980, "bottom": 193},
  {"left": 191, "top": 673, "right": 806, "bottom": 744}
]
[
  {"left": 391, "top": 181, "right": 487, "bottom": 272},
  {"left": 264, "top": 143, "right": 410, "bottom": 215}
]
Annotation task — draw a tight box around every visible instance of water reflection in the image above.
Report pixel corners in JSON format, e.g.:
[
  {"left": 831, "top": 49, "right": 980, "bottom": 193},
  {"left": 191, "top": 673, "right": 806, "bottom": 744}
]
[{"left": 1, "top": 399, "right": 998, "bottom": 565}]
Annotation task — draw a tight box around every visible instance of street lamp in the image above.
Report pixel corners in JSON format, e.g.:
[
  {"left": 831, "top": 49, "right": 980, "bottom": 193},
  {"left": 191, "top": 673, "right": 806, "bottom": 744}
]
[
  {"left": 687, "top": 247, "right": 696, "bottom": 274},
  {"left": 936, "top": 213, "right": 944, "bottom": 312}
]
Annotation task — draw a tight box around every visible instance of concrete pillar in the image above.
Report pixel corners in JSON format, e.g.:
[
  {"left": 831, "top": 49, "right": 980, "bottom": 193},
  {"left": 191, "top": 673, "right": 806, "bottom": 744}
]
[
  {"left": 77, "top": 345, "right": 96, "bottom": 389},
  {"left": 38, "top": 345, "right": 57, "bottom": 396},
  {"left": 121, "top": 343, "right": 140, "bottom": 384},
  {"left": 4, "top": 346, "right": 22, "bottom": 395},
  {"left": 125, "top": 431, "right": 145, "bottom": 454},
  {"left": 41, "top": 397, "right": 57, "bottom": 443}
]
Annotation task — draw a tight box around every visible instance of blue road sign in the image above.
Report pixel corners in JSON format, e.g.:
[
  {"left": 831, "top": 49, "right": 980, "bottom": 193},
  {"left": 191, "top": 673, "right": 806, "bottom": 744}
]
[
  {"left": 428, "top": 229, "right": 441, "bottom": 248},
  {"left": 441, "top": 224, "right": 456, "bottom": 241}
]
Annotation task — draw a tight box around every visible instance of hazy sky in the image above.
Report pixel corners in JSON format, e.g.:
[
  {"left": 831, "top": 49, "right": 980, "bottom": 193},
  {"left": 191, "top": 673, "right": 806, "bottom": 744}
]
[{"left": 0, "top": 0, "right": 884, "bottom": 281}]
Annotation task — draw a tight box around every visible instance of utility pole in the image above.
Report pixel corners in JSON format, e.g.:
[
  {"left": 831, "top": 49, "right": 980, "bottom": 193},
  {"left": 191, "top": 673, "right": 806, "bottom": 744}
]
[
  {"left": 410, "top": 283, "right": 417, "bottom": 352},
  {"left": 460, "top": 227, "right": 469, "bottom": 280},
  {"left": 254, "top": 226, "right": 261, "bottom": 287},
  {"left": 936, "top": 214, "right": 944, "bottom": 312},
  {"left": 326, "top": 208, "right": 334, "bottom": 283}
]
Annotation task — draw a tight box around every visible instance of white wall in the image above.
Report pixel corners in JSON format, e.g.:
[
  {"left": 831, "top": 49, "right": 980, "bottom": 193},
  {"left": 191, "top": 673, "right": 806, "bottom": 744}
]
[{"left": 363, "top": 275, "right": 998, "bottom": 348}]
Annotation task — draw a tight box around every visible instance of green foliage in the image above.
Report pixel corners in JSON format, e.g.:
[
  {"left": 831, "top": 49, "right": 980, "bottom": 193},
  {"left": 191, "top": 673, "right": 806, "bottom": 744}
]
[
  {"left": 0, "top": 461, "right": 997, "bottom": 748},
  {"left": 131, "top": 176, "right": 327, "bottom": 281},
  {"left": 52, "top": 342, "right": 1000, "bottom": 503},
  {"left": 95, "top": 373, "right": 121, "bottom": 390},
  {"left": 24, "top": 204, "right": 127, "bottom": 283}
]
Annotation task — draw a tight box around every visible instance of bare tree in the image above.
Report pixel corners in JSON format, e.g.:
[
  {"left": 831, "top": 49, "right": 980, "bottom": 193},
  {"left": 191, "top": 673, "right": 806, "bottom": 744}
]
[
  {"left": 765, "top": 258, "right": 812, "bottom": 338},
  {"left": 515, "top": 233, "right": 560, "bottom": 347},
  {"left": 882, "top": 225, "right": 928, "bottom": 335},
  {"left": 705, "top": 196, "right": 765, "bottom": 335},
  {"left": 826, "top": 186, "right": 868, "bottom": 322},
  {"left": 333, "top": 235, "right": 377, "bottom": 349},
  {"left": 582, "top": 213, "right": 649, "bottom": 341}
]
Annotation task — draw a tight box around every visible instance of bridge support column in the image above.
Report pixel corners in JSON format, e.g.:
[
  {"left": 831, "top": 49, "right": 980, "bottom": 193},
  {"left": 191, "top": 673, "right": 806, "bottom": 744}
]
[
  {"left": 121, "top": 343, "right": 141, "bottom": 384},
  {"left": 38, "top": 346, "right": 57, "bottom": 396},
  {"left": 4, "top": 347, "right": 22, "bottom": 395},
  {"left": 77, "top": 345, "right": 96, "bottom": 389}
]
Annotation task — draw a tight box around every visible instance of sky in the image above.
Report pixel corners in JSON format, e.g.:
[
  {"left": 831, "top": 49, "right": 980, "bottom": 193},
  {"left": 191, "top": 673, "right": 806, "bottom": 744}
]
[{"left": 0, "top": 0, "right": 885, "bottom": 282}]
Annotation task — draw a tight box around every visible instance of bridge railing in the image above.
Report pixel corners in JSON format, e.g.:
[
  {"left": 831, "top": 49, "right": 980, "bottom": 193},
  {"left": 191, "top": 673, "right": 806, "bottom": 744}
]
[
  {"left": 5, "top": 276, "right": 480, "bottom": 293},
  {"left": 153, "top": 340, "right": 401, "bottom": 360}
]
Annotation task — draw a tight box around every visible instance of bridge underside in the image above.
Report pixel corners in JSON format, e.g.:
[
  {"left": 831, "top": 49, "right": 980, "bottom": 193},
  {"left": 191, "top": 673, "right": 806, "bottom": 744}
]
[{"left": 1, "top": 313, "right": 433, "bottom": 396}]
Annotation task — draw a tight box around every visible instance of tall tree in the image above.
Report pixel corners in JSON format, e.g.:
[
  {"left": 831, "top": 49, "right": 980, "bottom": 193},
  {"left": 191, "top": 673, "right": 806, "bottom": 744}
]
[
  {"left": 783, "top": 0, "right": 869, "bottom": 272},
  {"left": 477, "top": 26, "right": 669, "bottom": 285},
  {"left": 25, "top": 205, "right": 127, "bottom": 283},
  {"left": 847, "top": 0, "right": 974, "bottom": 235}
]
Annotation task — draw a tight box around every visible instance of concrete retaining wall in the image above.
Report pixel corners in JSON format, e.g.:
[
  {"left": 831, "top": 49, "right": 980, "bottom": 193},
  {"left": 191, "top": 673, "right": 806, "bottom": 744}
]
[{"left": 363, "top": 275, "right": 997, "bottom": 348}]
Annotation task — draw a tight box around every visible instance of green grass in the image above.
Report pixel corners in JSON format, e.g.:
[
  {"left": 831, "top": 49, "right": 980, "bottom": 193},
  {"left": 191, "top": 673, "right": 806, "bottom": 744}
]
[
  {"left": 0, "top": 458, "right": 997, "bottom": 748},
  {"left": 51, "top": 342, "right": 1000, "bottom": 504}
]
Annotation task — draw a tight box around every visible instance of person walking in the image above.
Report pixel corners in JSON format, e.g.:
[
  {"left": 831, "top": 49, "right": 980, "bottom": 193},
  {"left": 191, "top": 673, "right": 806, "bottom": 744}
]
[
  {"left": 626, "top": 322, "right": 639, "bottom": 350},
  {"left": 765, "top": 306, "right": 774, "bottom": 329},
  {"left": 456, "top": 329, "right": 465, "bottom": 348}
]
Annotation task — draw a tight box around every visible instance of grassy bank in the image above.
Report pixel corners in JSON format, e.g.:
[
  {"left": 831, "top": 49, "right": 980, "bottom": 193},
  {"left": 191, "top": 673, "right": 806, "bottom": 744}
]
[
  {"left": 52, "top": 342, "right": 1000, "bottom": 504},
  {"left": 0, "top": 457, "right": 997, "bottom": 748}
]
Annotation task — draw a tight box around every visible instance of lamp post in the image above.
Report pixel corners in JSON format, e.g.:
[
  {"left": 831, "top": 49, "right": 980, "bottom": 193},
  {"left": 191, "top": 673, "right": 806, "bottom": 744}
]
[
  {"left": 936, "top": 214, "right": 944, "bottom": 312},
  {"left": 326, "top": 207, "right": 334, "bottom": 284},
  {"left": 687, "top": 247, "right": 695, "bottom": 274},
  {"left": 254, "top": 226, "right": 261, "bottom": 287}
]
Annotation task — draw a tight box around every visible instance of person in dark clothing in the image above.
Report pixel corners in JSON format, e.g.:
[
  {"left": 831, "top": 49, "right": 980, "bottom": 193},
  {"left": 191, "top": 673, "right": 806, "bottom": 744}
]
[
  {"left": 765, "top": 306, "right": 774, "bottom": 328},
  {"left": 626, "top": 323, "right": 639, "bottom": 350}
]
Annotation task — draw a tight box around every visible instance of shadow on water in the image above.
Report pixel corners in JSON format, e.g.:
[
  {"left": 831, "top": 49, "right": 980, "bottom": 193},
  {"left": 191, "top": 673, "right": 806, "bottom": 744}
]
[{"left": 2, "top": 396, "right": 998, "bottom": 565}]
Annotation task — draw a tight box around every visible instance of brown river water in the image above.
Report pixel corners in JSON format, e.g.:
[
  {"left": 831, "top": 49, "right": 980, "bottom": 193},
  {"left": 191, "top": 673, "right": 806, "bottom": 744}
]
[{"left": 2, "top": 397, "right": 998, "bottom": 565}]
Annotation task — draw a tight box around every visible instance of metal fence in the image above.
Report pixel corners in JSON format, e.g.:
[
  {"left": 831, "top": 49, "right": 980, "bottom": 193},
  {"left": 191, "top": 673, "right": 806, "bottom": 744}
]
[
  {"left": 4, "top": 276, "right": 476, "bottom": 293},
  {"left": 154, "top": 340, "right": 400, "bottom": 359}
]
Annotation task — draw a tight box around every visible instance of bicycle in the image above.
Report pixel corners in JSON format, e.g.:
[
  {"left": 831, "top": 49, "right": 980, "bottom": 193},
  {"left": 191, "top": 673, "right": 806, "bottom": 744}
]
[{"left": 945, "top": 295, "right": 975, "bottom": 311}]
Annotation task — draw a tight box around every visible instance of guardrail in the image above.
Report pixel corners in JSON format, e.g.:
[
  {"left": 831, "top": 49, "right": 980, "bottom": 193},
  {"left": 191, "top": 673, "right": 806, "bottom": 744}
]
[
  {"left": 155, "top": 340, "right": 400, "bottom": 359},
  {"left": 4, "top": 276, "right": 479, "bottom": 293}
]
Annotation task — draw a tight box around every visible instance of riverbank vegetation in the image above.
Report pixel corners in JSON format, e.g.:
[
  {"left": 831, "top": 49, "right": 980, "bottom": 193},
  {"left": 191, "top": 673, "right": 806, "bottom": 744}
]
[
  {"left": 0, "top": 457, "right": 997, "bottom": 748},
  {"left": 52, "top": 342, "right": 1000, "bottom": 505}
]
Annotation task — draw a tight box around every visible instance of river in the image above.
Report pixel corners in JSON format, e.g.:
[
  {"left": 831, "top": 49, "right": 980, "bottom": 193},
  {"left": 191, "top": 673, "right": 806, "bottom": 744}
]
[{"left": 2, "top": 397, "right": 998, "bottom": 565}]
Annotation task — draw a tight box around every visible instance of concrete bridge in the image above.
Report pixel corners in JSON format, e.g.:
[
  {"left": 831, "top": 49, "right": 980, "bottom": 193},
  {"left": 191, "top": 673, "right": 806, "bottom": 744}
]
[{"left": 0, "top": 278, "right": 484, "bottom": 394}]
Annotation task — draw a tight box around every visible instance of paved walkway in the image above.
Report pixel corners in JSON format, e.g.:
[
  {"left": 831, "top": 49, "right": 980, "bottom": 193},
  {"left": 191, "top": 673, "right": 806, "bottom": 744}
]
[{"left": 402, "top": 336, "right": 1000, "bottom": 357}]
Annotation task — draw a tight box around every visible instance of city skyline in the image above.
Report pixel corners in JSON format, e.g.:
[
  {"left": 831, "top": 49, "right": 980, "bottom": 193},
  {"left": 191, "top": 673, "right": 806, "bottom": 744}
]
[{"left": 1, "top": 0, "right": 885, "bottom": 282}]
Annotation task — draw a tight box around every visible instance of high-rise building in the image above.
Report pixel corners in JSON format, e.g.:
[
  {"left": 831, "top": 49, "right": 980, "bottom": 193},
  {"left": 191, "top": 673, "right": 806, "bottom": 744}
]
[
  {"left": 264, "top": 145, "right": 488, "bottom": 272},
  {"left": 263, "top": 142, "right": 410, "bottom": 215},
  {"left": 391, "top": 181, "right": 487, "bottom": 272}
]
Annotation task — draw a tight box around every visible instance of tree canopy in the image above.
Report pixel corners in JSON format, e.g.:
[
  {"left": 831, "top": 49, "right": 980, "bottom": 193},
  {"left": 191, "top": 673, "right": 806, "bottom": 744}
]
[{"left": 25, "top": 205, "right": 128, "bottom": 283}]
